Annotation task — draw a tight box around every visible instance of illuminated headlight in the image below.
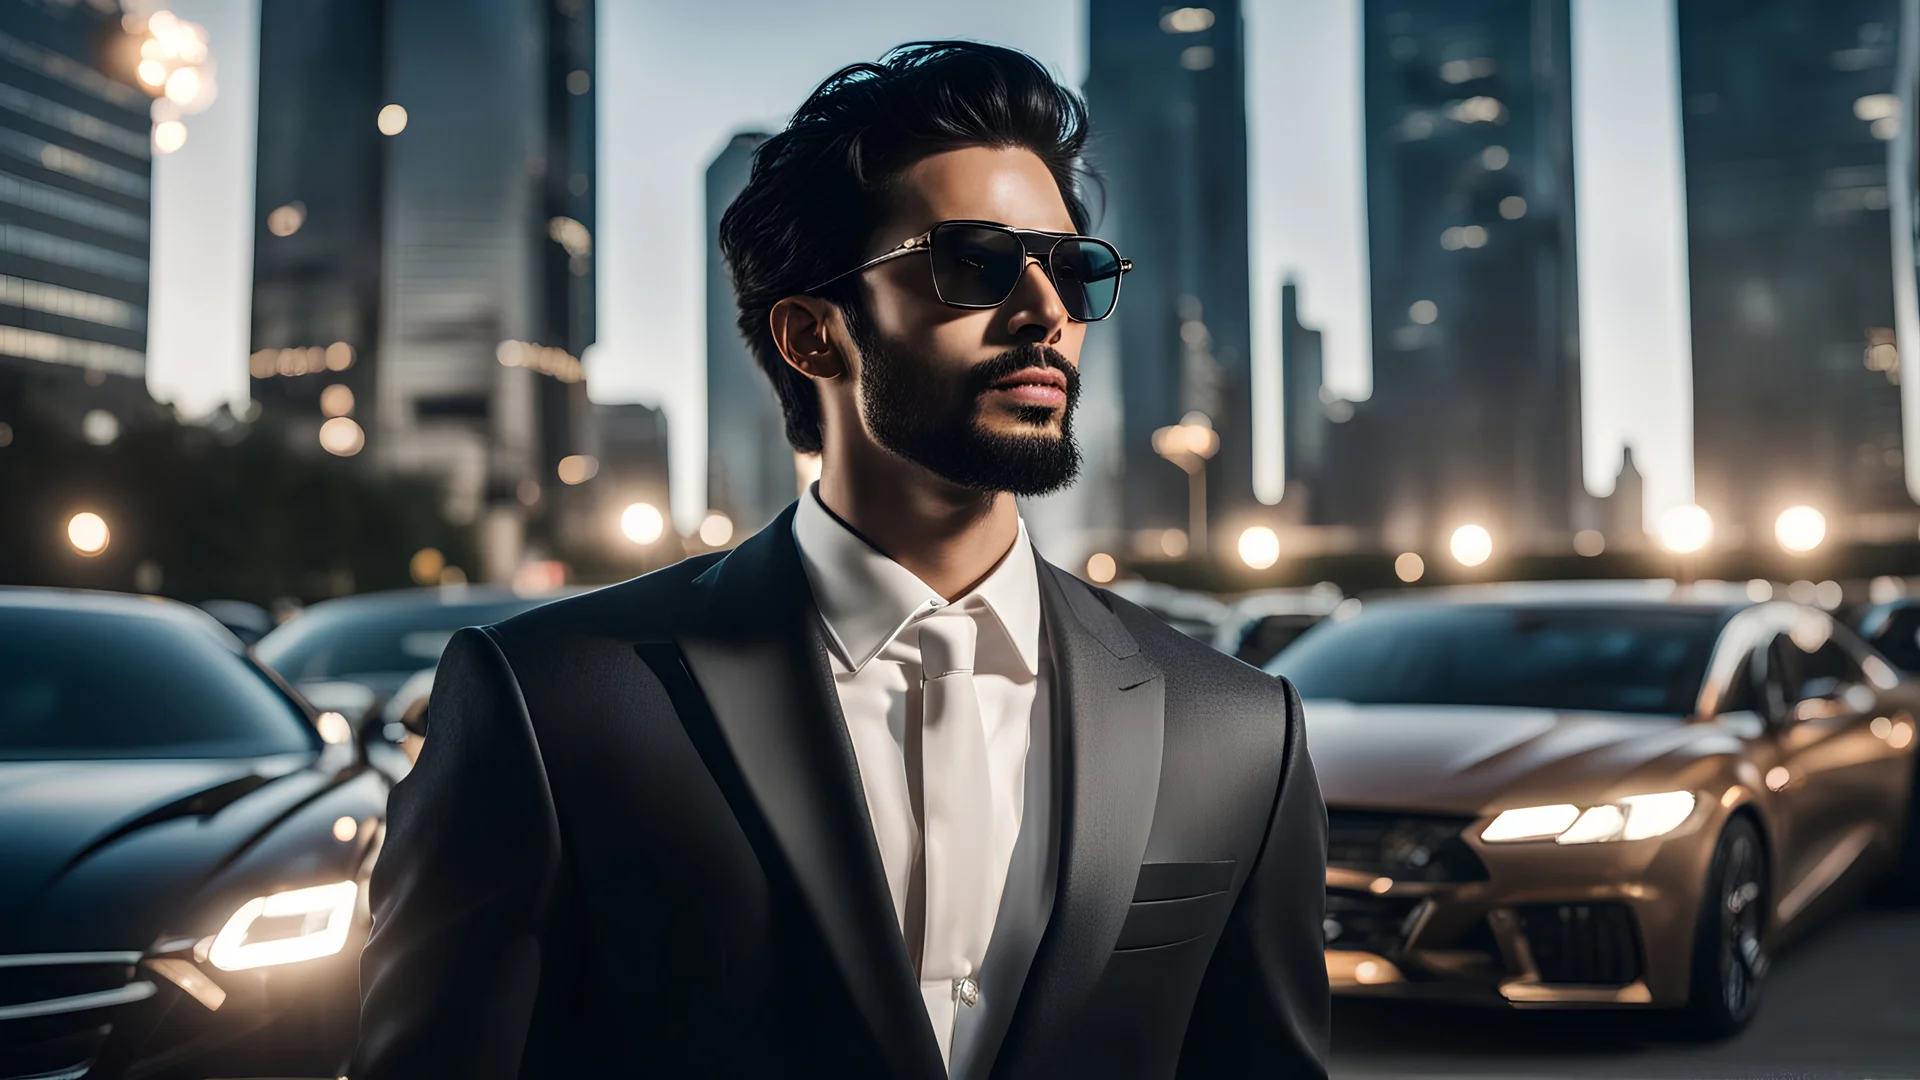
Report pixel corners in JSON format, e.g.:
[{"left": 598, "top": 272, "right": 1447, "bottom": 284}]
[
  {"left": 208, "top": 881, "right": 358, "bottom": 971},
  {"left": 1481, "top": 791, "right": 1697, "bottom": 845}
]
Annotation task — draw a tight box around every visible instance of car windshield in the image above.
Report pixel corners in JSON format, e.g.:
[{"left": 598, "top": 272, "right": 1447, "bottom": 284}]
[
  {"left": 0, "top": 605, "right": 320, "bottom": 760},
  {"left": 255, "top": 595, "right": 554, "bottom": 681},
  {"left": 1268, "top": 603, "right": 1727, "bottom": 716}
]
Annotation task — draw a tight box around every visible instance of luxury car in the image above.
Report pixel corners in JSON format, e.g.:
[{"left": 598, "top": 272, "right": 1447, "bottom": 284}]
[
  {"left": 254, "top": 584, "right": 572, "bottom": 736},
  {"left": 1268, "top": 581, "right": 1920, "bottom": 1036},
  {"left": 1213, "top": 586, "right": 1345, "bottom": 668},
  {"left": 0, "top": 588, "right": 394, "bottom": 1079}
]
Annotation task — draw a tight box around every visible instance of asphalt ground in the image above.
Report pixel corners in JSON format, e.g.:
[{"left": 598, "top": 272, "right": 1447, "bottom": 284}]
[{"left": 1329, "top": 898, "right": 1920, "bottom": 1080}]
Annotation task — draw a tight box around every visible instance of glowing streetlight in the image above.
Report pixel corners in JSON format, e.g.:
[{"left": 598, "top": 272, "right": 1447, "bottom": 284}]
[
  {"left": 1774, "top": 506, "right": 1826, "bottom": 554},
  {"left": 152, "top": 120, "right": 187, "bottom": 153},
  {"left": 1085, "top": 552, "right": 1117, "bottom": 583},
  {"left": 318, "top": 416, "right": 365, "bottom": 456},
  {"left": 1449, "top": 525, "right": 1492, "bottom": 567},
  {"left": 621, "top": 502, "right": 664, "bottom": 546},
  {"left": 1394, "top": 552, "right": 1425, "bottom": 583},
  {"left": 1152, "top": 412, "right": 1220, "bottom": 555},
  {"left": 68, "top": 511, "right": 109, "bottom": 556},
  {"left": 1658, "top": 504, "right": 1712, "bottom": 554},
  {"left": 698, "top": 511, "right": 735, "bottom": 548},
  {"left": 556, "top": 454, "right": 598, "bottom": 485},
  {"left": 1238, "top": 526, "right": 1280, "bottom": 570}
]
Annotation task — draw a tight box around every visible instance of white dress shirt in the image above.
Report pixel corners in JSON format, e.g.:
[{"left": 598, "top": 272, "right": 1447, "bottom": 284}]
[{"left": 793, "top": 488, "right": 1048, "bottom": 1069}]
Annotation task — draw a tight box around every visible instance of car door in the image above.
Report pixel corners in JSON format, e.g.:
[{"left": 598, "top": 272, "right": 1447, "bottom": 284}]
[{"left": 1759, "top": 616, "right": 1887, "bottom": 920}]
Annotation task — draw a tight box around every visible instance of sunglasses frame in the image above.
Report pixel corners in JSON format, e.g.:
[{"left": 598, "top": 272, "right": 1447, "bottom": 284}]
[{"left": 806, "top": 219, "right": 1134, "bottom": 322}]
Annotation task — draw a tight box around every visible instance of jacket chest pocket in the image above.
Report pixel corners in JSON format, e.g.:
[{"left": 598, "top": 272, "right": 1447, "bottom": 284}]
[{"left": 1114, "top": 859, "right": 1236, "bottom": 952}]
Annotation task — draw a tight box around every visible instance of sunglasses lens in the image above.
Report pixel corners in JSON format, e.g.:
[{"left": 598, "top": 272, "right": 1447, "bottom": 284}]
[
  {"left": 930, "top": 224, "right": 1025, "bottom": 307},
  {"left": 1051, "top": 238, "right": 1123, "bottom": 321}
]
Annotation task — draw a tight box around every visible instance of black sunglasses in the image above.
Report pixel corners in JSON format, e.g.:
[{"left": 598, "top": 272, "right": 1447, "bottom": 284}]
[{"left": 807, "top": 219, "right": 1134, "bottom": 323}]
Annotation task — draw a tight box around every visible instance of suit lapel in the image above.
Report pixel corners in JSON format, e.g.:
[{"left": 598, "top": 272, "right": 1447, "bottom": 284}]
[
  {"left": 992, "top": 560, "right": 1165, "bottom": 1075},
  {"left": 670, "top": 506, "right": 943, "bottom": 1078}
]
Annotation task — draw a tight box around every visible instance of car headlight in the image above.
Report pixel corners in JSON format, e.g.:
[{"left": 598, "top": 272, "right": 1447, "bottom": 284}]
[
  {"left": 207, "top": 881, "right": 358, "bottom": 971},
  {"left": 1481, "top": 791, "right": 1697, "bottom": 845}
]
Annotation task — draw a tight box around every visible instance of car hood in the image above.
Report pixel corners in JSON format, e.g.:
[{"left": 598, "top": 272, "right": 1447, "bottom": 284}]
[
  {"left": 1305, "top": 701, "right": 1735, "bottom": 816},
  {"left": 0, "top": 756, "right": 334, "bottom": 952}
]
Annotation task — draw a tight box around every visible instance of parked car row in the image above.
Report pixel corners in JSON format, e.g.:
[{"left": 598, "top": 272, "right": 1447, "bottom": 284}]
[{"left": 2, "top": 575, "right": 1915, "bottom": 1075}]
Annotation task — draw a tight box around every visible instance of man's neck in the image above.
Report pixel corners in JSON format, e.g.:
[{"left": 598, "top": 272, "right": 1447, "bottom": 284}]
[{"left": 815, "top": 459, "right": 1021, "bottom": 602}]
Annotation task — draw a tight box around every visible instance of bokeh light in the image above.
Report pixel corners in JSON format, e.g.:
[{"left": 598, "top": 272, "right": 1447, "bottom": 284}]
[
  {"left": 1238, "top": 526, "right": 1280, "bottom": 570},
  {"left": 153, "top": 120, "right": 187, "bottom": 153},
  {"left": 67, "top": 512, "right": 109, "bottom": 556},
  {"left": 377, "top": 103, "right": 408, "bottom": 135},
  {"left": 318, "top": 416, "right": 365, "bottom": 456},
  {"left": 1394, "top": 552, "right": 1424, "bottom": 582},
  {"left": 621, "top": 502, "right": 664, "bottom": 545},
  {"left": 1085, "top": 552, "right": 1117, "bottom": 583},
  {"left": 1774, "top": 505, "right": 1826, "bottom": 554},
  {"left": 698, "top": 511, "right": 735, "bottom": 547},
  {"left": 1657, "top": 504, "right": 1712, "bottom": 554},
  {"left": 319, "top": 384, "right": 354, "bottom": 418},
  {"left": 1449, "top": 525, "right": 1492, "bottom": 567}
]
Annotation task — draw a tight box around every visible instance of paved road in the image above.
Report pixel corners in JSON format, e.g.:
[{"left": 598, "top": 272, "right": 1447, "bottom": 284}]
[{"left": 1330, "top": 899, "right": 1920, "bottom": 1080}]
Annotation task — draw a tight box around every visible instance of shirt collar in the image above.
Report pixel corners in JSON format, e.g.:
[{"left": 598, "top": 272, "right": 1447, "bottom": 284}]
[{"left": 793, "top": 485, "right": 1041, "bottom": 678}]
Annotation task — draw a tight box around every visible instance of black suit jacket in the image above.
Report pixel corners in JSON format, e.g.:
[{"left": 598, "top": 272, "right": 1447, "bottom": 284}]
[{"left": 352, "top": 505, "right": 1329, "bottom": 1078}]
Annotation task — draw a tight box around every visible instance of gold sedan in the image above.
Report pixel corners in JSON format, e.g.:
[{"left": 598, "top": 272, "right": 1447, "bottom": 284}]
[{"left": 1268, "top": 582, "right": 1920, "bottom": 1037}]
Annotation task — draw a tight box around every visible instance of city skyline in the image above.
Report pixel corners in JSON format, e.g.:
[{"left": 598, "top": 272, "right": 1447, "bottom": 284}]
[{"left": 131, "top": 1, "right": 1915, "bottom": 548}]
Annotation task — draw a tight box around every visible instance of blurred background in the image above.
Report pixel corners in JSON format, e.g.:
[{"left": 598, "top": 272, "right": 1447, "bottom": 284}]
[
  {"left": 10, "top": 0, "right": 1920, "bottom": 607},
  {"left": 4, "top": 1, "right": 1920, "bottom": 1077}
]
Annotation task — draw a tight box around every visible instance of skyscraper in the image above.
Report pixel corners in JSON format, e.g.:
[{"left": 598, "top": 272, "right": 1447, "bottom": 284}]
[
  {"left": 1083, "top": 0, "right": 1254, "bottom": 556},
  {"left": 1679, "top": 0, "right": 1912, "bottom": 545},
  {"left": 1315, "top": 0, "right": 1583, "bottom": 553},
  {"left": 0, "top": 2, "right": 152, "bottom": 424},
  {"left": 249, "top": 0, "right": 596, "bottom": 580},
  {"left": 705, "top": 130, "right": 795, "bottom": 537}
]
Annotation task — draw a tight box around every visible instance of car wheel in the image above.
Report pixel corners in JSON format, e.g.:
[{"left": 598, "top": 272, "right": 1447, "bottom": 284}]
[{"left": 1677, "top": 816, "right": 1768, "bottom": 1039}]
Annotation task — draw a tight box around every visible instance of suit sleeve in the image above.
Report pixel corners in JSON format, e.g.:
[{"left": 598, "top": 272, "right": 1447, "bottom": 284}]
[
  {"left": 1177, "top": 675, "right": 1331, "bottom": 1079},
  {"left": 350, "top": 626, "right": 561, "bottom": 1079}
]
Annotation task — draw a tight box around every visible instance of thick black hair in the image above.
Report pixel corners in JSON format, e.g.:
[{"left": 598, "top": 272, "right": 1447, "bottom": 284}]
[{"left": 717, "top": 41, "right": 1095, "bottom": 453}]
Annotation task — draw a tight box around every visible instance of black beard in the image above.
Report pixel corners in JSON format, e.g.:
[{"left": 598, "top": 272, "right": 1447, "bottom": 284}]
[{"left": 846, "top": 307, "right": 1082, "bottom": 497}]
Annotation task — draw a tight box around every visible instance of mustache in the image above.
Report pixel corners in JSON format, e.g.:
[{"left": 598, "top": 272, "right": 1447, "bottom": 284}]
[{"left": 966, "top": 343, "right": 1081, "bottom": 403}]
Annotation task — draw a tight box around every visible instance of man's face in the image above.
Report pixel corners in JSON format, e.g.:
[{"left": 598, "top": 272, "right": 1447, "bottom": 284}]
[{"left": 836, "top": 146, "right": 1086, "bottom": 496}]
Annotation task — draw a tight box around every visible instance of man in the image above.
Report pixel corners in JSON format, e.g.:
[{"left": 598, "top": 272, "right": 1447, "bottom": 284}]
[{"left": 353, "top": 42, "right": 1327, "bottom": 1079}]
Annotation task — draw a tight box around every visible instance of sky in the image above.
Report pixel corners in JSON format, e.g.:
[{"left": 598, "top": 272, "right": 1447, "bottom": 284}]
[{"left": 146, "top": 0, "right": 1693, "bottom": 535}]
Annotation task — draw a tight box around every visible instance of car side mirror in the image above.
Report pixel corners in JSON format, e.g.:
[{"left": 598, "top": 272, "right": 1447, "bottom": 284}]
[
  {"left": 384, "top": 668, "right": 435, "bottom": 739},
  {"left": 298, "top": 680, "right": 379, "bottom": 737}
]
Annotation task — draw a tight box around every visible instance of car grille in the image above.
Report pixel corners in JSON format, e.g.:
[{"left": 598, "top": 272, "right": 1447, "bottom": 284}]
[
  {"left": 0, "top": 954, "right": 144, "bottom": 1080},
  {"left": 1327, "top": 809, "right": 1490, "bottom": 882},
  {"left": 0, "top": 962, "right": 135, "bottom": 1010},
  {"left": 1323, "top": 889, "right": 1425, "bottom": 954},
  {"left": 1516, "top": 902, "right": 1643, "bottom": 985}
]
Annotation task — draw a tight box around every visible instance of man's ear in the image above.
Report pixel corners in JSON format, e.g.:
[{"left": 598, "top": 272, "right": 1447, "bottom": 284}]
[{"left": 769, "top": 296, "right": 848, "bottom": 381}]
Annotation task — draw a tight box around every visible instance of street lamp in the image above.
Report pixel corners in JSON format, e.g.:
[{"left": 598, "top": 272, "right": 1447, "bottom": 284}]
[
  {"left": 620, "top": 502, "right": 665, "bottom": 546},
  {"left": 1449, "top": 525, "right": 1492, "bottom": 568},
  {"left": 1658, "top": 504, "right": 1712, "bottom": 587},
  {"left": 1237, "top": 526, "right": 1280, "bottom": 570},
  {"left": 1774, "top": 506, "right": 1826, "bottom": 554},
  {"left": 67, "top": 512, "right": 109, "bottom": 556},
  {"left": 1658, "top": 504, "right": 1712, "bottom": 555},
  {"left": 1152, "top": 412, "right": 1219, "bottom": 556}
]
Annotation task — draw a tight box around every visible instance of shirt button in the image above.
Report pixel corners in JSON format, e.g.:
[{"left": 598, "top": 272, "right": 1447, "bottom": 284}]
[{"left": 955, "top": 976, "right": 980, "bottom": 1008}]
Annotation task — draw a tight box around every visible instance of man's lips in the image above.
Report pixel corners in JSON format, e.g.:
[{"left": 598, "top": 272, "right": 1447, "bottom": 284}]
[{"left": 985, "top": 367, "right": 1070, "bottom": 407}]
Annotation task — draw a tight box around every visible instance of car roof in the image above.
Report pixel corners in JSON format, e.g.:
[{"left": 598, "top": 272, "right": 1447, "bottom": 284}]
[
  {"left": 289, "top": 584, "right": 584, "bottom": 615},
  {"left": 1363, "top": 578, "right": 1758, "bottom": 615},
  {"left": 0, "top": 586, "right": 246, "bottom": 649}
]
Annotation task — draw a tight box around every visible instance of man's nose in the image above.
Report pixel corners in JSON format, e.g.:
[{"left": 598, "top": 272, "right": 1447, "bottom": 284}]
[{"left": 1003, "top": 258, "right": 1069, "bottom": 344}]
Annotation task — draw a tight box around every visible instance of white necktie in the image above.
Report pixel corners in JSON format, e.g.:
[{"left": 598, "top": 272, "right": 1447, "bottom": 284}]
[{"left": 916, "top": 613, "right": 996, "bottom": 1066}]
